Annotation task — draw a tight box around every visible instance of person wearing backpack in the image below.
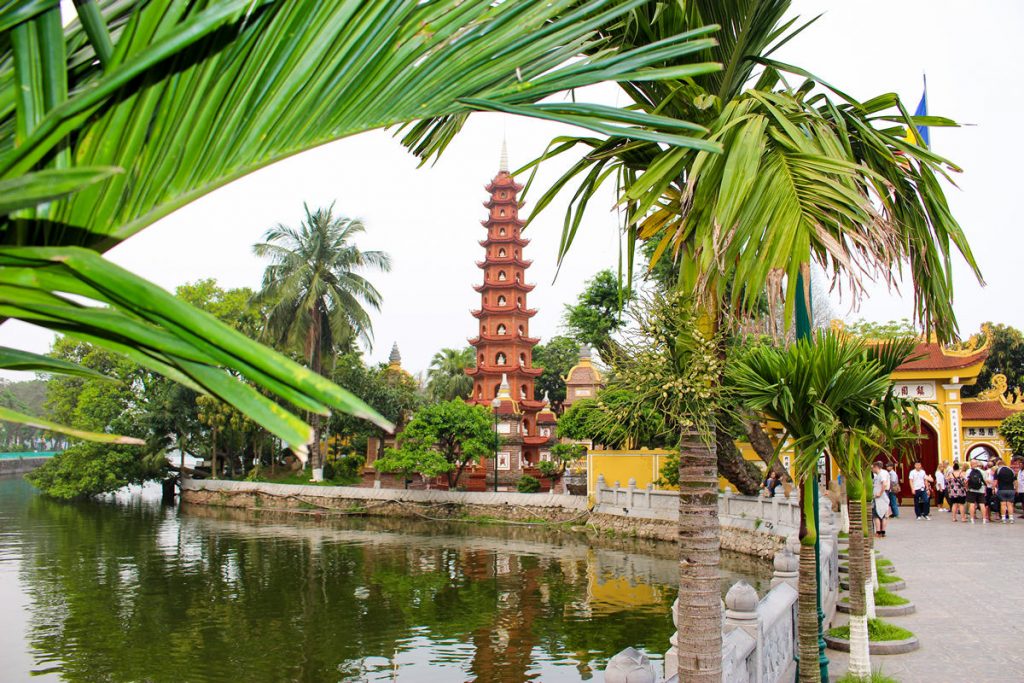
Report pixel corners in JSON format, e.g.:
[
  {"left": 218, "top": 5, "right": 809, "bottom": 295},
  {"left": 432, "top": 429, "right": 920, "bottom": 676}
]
[
  {"left": 966, "top": 459, "right": 987, "bottom": 524},
  {"left": 885, "top": 463, "right": 901, "bottom": 518},
  {"left": 909, "top": 461, "right": 933, "bottom": 520},
  {"left": 946, "top": 462, "right": 968, "bottom": 522},
  {"left": 993, "top": 457, "right": 1016, "bottom": 523}
]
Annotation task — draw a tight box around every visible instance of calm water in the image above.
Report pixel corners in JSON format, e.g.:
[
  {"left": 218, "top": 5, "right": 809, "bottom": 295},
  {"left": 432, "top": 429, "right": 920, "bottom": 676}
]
[{"left": 0, "top": 476, "right": 771, "bottom": 682}]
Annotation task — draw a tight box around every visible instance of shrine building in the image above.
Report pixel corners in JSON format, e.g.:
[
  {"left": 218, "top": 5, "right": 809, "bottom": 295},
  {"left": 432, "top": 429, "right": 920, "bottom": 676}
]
[{"left": 465, "top": 144, "right": 557, "bottom": 486}]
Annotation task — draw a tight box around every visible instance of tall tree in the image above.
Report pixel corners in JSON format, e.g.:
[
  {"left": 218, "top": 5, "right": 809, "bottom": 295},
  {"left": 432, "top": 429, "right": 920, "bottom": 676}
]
[
  {"left": 962, "top": 323, "right": 1024, "bottom": 398},
  {"left": 254, "top": 204, "right": 391, "bottom": 480},
  {"left": 426, "top": 348, "right": 475, "bottom": 403},
  {"left": 522, "top": 2, "right": 981, "bottom": 679},
  {"left": 531, "top": 336, "right": 580, "bottom": 411},
  {"left": 563, "top": 270, "right": 631, "bottom": 357}
]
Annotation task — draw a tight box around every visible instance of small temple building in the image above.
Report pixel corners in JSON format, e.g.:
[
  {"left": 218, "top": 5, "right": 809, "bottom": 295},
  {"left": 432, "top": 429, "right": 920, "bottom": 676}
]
[
  {"left": 562, "top": 344, "right": 603, "bottom": 411},
  {"left": 465, "top": 144, "right": 556, "bottom": 486}
]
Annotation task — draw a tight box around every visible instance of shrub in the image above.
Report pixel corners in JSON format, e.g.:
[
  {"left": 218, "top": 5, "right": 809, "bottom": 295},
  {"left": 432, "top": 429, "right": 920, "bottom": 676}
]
[
  {"left": 827, "top": 618, "right": 913, "bottom": 641},
  {"left": 322, "top": 461, "right": 336, "bottom": 480},
  {"left": 517, "top": 475, "right": 541, "bottom": 493}
]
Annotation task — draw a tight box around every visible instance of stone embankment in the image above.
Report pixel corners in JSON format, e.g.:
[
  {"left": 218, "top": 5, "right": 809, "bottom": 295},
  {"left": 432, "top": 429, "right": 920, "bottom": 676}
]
[
  {"left": 180, "top": 478, "right": 590, "bottom": 524},
  {"left": 0, "top": 456, "right": 51, "bottom": 476}
]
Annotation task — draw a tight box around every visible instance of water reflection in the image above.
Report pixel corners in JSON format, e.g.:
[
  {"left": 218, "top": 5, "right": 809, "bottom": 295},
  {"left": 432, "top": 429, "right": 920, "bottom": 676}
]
[{"left": 0, "top": 477, "right": 771, "bottom": 682}]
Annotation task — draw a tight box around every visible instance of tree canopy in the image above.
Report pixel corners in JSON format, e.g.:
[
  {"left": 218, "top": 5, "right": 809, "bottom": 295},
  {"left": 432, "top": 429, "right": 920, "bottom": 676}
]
[{"left": 532, "top": 336, "right": 579, "bottom": 410}]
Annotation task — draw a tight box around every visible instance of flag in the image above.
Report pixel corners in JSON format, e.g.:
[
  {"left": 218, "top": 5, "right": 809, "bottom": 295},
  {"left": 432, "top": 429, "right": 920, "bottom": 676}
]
[{"left": 905, "top": 75, "right": 929, "bottom": 147}]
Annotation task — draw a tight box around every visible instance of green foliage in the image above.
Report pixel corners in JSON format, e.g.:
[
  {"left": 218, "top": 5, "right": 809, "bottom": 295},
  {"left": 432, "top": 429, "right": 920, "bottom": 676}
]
[
  {"left": 426, "top": 348, "right": 475, "bottom": 403},
  {"left": 963, "top": 323, "right": 1024, "bottom": 399},
  {"left": 557, "top": 391, "right": 673, "bottom": 449},
  {"left": 844, "top": 319, "right": 918, "bottom": 339},
  {"left": 834, "top": 671, "right": 899, "bottom": 683},
  {"left": 537, "top": 460, "right": 560, "bottom": 479},
  {"left": 878, "top": 573, "right": 903, "bottom": 585},
  {"left": 378, "top": 400, "right": 496, "bottom": 488},
  {"left": 27, "top": 442, "right": 166, "bottom": 500},
  {"left": 329, "top": 353, "right": 423, "bottom": 454},
  {"left": 827, "top": 619, "right": 914, "bottom": 642},
  {"left": 563, "top": 271, "right": 631, "bottom": 355},
  {"left": 658, "top": 453, "right": 680, "bottom": 487},
  {"left": 516, "top": 474, "right": 541, "bottom": 493},
  {"left": 999, "top": 412, "right": 1024, "bottom": 457},
  {"left": 873, "top": 588, "right": 909, "bottom": 607},
  {"left": 3, "top": 1, "right": 716, "bottom": 450},
  {"left": 254, "top": 204, "right": 391, "bottom": 363},
  {"left": 532, "top": 336, "right": 579, "bottom": 408}
]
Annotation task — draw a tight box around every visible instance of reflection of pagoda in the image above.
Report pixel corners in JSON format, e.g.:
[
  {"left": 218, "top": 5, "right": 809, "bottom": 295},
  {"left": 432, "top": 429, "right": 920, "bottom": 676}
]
[{"left": 466, "top": 144, "right": 555, "bottom": 484}]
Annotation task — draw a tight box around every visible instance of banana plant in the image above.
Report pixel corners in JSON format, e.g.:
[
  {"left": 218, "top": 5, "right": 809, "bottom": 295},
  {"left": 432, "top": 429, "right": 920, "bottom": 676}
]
[{"left": 0, "top": 0, "right": 723, "bottom": 450}]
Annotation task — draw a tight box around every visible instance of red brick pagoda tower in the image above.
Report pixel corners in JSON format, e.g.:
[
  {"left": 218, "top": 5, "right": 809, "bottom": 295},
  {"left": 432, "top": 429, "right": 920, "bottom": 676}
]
[{"left": 466, "top": 143, "right": 554, "bottom": 481}]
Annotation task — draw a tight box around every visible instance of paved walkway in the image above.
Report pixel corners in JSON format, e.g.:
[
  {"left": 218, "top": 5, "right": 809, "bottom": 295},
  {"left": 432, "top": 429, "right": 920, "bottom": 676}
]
[{"left": 827, "top": 509, "right": 1024, "bottom": 682}]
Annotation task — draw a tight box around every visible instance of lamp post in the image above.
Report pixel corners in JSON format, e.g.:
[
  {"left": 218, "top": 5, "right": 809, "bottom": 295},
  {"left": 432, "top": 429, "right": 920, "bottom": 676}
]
[{"left": 491, "top": 397, "right": 501, "bottom": 492}]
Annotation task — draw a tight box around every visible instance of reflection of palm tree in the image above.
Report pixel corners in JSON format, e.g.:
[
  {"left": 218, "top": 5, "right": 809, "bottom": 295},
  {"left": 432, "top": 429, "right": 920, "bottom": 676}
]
[
  {"left": 254, "top": 204, "right": 391, "bottom": 478},
  {"left": 426, "top": 348, "right": 475, "bottom": 403}
]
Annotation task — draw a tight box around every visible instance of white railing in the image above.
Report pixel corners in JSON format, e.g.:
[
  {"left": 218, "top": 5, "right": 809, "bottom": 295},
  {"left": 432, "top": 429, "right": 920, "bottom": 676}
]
[
  {"left": 604, "top": 491, "right": 840, "bottom": 683},
  {"left": 593, "top": 475, "right": 801, "bottom": 538}
]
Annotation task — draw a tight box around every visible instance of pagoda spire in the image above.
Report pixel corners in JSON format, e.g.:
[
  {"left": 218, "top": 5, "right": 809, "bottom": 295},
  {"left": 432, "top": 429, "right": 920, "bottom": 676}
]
[{"left": 499, "top": 137, "right": 509, "bottom": 173}]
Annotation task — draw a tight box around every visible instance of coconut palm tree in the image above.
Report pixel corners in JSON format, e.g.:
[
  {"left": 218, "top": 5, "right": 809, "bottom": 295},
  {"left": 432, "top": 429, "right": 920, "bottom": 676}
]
[
  {"left": 493, "top": 2, "right": 981, "bottom": 679},
  {"left": 0, "top": 1, "right": 721, "bottom": 450},
  {"left": 254, "top": 204, "right": 391, "bottom": 479},
  {"left": 427, "top": 348, "right": 475, "bottom": 403}
]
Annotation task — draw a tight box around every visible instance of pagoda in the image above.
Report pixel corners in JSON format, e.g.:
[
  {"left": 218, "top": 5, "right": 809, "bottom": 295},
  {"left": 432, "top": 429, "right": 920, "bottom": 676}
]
[{"left": 466, "top": 144, "right": 554, "bottom": 480}]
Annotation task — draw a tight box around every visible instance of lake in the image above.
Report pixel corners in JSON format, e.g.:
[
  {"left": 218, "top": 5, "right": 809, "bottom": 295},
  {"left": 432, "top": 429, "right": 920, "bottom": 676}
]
[{"left": 0, "top": 475, "right": 771, "bottom": 682}]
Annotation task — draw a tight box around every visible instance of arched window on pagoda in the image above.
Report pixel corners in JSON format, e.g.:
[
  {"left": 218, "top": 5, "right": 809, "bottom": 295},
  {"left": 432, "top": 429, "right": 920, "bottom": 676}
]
[
  {"left": 517, "top": 324, "right": 525, "bottom": 336},
  {"left": 519, "top": 352, "right": 526, "bottom": 366},
  {"left": 523, "top": 418, "right": 531, "bottom": 434},
  {"left": 496, "top": 324, "right": 507, "bottom": 336},
  {"left": 500, "top": 191, "right": 507, "bottom": 199},
  {"left": 521, "top": 384, "right": 528, "bottom": 399},
  {"left": 497, "top": 248, "right": 506, "bottom": 257},
  {"left": 476, "top": 386, "right": 482, "bottom": 399},
  {"left": 497, "top": 295, "right": 507, "bottom": 306},
  {"left": 479, "top": 353, "right": 484, "bottom": 364},
  {"left": 514, "top": 250, "right": 519, "bottom": 258},
  {"left": 515, "top": 273, "right": 521, "bottom": 283},
  {"left": 494, "top": 383, "right": 502, "bottom": 398},
  {"left": 498, "top": 270, "right": 507, "bottom": 281},
  {"left": 495, "top": 352, "right": 507, "bottom": 366},
  {"left": 499, "top": 227, "right": 506, "bottom": 236},
  {"left": 516, "top": 296, "right": 523, "bottom": 308},
  {"left": 499, "top": 208, "right": 506, "bottom": 216}
]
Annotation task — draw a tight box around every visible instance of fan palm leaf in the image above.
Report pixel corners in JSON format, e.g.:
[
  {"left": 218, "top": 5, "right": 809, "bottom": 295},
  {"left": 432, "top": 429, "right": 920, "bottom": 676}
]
[{"left": 0, "top": 0, "right": 723, "bottom": 448}]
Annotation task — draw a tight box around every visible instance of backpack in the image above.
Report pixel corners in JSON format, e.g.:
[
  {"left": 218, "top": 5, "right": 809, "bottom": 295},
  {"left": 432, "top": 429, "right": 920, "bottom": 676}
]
[{"left": 968, "top": 468, "right": 984, "bottom": 491}]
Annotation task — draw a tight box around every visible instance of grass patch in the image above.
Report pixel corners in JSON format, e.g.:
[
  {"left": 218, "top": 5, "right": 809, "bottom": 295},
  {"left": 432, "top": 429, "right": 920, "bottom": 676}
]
[
  {"left": 840, "top": 588, "right": 909, "bottom": 607},
  {"left": 878, "top": 573, "right": 903, "bottom": 584},
  {"left": 835, "top": 671, "right": 900, "bottom": 683},
  {"left": 876, "top": 557, "right": 893, "bottom": 568},
  {"left": 249, "top": 469, "right": 359, "bottom": 487},
  {"left": 874, "top": 588, "right": 909, "bottom": 606},
  {"left": 827, "top": 618, "right": 914, "bottom": 642},
  {"left": 838, "top": 531, "right": 849, "bottom": 539}
]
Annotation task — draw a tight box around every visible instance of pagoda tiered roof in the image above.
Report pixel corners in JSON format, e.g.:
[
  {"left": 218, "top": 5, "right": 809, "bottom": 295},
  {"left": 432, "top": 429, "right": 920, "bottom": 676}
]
[
  {"left": 523, "top": 434, "right": 555, "bottom": 446},
  {"left": 479, "top": 236, "right": 529, "bottom": 248},
  {"left": 468, "top": 333, "right": 540, "bottom": 345},
  {"left": 483, "top": 197, "right": 525, "bottom": 209},
  {"left": 479, "top": 216, "right": 525, "bottom": 228},
  {"left": 477, "top": 257, "right": 533, "bottom": 269},
  {"left": 473, "top": 280, "right": 535, "bottom": 293},
  {"left": 484, "top": 178, "right": 523, "bottom": 193},
  {"left": 465, "top": 363, "right": 543, "bottom": 377},
  {"left": 471, "top": 305, "right": 537, "bottom": 318}
]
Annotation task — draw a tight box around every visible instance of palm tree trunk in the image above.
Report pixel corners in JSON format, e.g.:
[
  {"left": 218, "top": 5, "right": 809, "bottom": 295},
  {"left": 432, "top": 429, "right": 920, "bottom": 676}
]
[
  {"left": 211, "top": 427, "right": 218, "bottom": 480},
  {"left": 846, "top": 475, "right": 871, "bottom": 678},
  {"left": 676, "top": 425, "right": 722, "bottom": 682},
  {"left": 798, "top": 477, "right": 822, "bottom": 683}
]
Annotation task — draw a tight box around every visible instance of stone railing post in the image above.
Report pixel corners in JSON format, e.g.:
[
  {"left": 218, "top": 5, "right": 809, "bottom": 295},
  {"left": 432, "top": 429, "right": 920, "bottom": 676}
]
[
  {"left": 644, "top": 483, "right": 653, "bottom": 511},
  {"left": 724, "top": 581, "right": 759, "bottom": 636},
  {"left": 771, "top": 548, "right": 799, "bottom": 590},
  {"left": 772, "top": 487, "right": 785, "bottom": 527},
  {"left": 722, "top": 488, "right": 733, "bottom": 517},
  {"left": 663, "top": 597, "right": 679, "bottom": 679},
  {"left": 628, "top": 477, "right": 637, "bottom": 509},
  {"left": 596, "top": 474, "right": 606, "bottom": 504},
  {"left": 603, "top": 646, "right": 657, "bottom": 683}
]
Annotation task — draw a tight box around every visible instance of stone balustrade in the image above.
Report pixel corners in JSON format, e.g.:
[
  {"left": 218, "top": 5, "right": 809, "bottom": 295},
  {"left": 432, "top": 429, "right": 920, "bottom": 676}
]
[
  {"left": 593, "top": 475, "right": 801, "bottom": 539},
  {"left": 603, "top": 487, "right": 840, "bottom": 683}
]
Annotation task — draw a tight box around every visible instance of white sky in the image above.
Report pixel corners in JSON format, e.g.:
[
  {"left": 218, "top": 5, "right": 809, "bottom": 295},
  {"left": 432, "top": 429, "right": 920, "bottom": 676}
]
[{"left": 2, "top": 0, "right": 1020, "bottom": 380}]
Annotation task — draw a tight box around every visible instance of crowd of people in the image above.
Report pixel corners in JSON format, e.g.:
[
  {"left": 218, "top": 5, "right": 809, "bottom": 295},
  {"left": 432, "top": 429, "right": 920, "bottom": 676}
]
[{"left": 870, "top": 456, "right": 1024, "bottom": 537}]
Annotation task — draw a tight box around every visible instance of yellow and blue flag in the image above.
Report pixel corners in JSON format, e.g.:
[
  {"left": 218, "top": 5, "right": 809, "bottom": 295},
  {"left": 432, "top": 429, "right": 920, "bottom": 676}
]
[{"left": 906, "top": 75, "right": 929, "bottom": 147}]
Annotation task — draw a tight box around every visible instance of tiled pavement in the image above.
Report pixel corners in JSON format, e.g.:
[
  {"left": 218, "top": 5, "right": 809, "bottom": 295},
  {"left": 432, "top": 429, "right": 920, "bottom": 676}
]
[{"left": 826, "top": 508, "right": 1024, "bottom": 682}]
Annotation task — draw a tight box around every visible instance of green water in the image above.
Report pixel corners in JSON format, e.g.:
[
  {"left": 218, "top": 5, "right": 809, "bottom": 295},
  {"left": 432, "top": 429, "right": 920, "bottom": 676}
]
[{"left": 0, "top": 476, "right": 771, "bottom": 682}]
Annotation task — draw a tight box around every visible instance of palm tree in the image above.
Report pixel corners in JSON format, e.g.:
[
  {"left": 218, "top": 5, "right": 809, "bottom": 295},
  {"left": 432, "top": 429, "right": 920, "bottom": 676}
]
[
  {"left": 823, "top": 338, "right": 919, "bottom": 679},
  {"left": 254, "top": 204, "right": 391, "bottom": 479},
  {"left": 504, "top": 2, "right": 981, "bottom": 679},
  {"left": 426, "top": 348, "right": 475, "bottom": 403},
  {"left": 0, "top": 1, "right": 720, "bottom": 451}
]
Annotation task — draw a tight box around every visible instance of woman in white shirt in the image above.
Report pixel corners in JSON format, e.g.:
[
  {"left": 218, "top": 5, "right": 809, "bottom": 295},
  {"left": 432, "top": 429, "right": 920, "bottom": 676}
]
[{"left": 934, "top": 462, "right": 947, "bottom": 511}]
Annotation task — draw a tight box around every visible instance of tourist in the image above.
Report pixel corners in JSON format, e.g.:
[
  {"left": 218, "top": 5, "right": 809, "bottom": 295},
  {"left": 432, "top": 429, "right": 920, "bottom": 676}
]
[
  {"left": 1014, "top": 457, "right": 1024, "bottom": 518},
  {"left": 909, "top": 461, "right": 933, "bottom": 520},
  {"left": 872, "top": 461, "right": 891, "bottom": 538},
  {"left": 885, "top": 463, "right": 901, "bottom": 518},
  {"left": 993, "top": 457, "right": 1016, "bottom": 523},
  {"left": 983, "top": 461, "right": 995, "bottom": 523},
  {"left": 762, "top": 470, "right": 779, "bottom": 498},
  {"left": 934, "top": 461, "right": 947, "bottom": 512},
  {"left": 946, "top": 462, "right": 968, "bottom": 522},
  {"left": 966, "top": 459, "right": 987, "bottom": 524}
]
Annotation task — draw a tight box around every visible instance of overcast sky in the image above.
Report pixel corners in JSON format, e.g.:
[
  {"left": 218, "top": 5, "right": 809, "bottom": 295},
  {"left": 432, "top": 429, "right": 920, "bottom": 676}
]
[{"left": 1, "top": 0, "right": 1019, "bottom": 380}]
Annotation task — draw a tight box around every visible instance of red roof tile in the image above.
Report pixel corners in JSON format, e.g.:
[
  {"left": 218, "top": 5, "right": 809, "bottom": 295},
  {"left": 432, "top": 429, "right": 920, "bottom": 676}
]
[
  {"left": 896, "top": 342, "right": 988, "bottom": 371},
  {"left": 962, "top": 400, "right": 1016, "bottom": 421}
]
